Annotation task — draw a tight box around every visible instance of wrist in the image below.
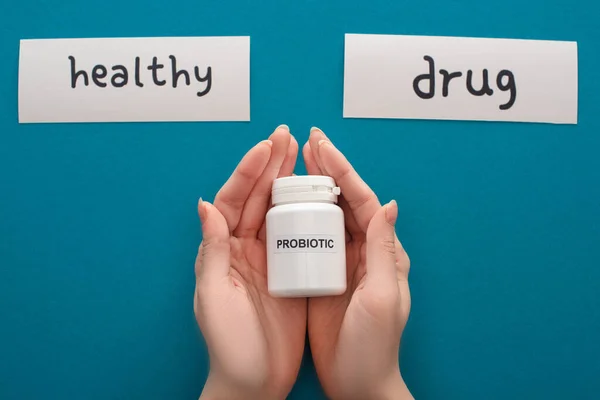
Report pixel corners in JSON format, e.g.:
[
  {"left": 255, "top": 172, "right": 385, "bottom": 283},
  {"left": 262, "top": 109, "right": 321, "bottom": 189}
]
[
  {"left": 329, "top": 367, "right": 413, "bottom": 400},
  {"left": 199, "top": 374, "right": 244, "bottom": 400},
  {"left": 199, "top": 373, "right": 282, "bottom": 400},
  {"left": 379, "top": 369, "right": 413, "bottom": 400}
]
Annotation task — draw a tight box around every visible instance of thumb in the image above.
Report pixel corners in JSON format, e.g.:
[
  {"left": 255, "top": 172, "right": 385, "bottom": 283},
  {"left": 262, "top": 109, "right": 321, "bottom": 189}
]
[
  {"left": 365, "top": 200, "right": 398, "bottom": 290},
  {"left": 195, "top": 198, "right": 231, "bottom": 284}
]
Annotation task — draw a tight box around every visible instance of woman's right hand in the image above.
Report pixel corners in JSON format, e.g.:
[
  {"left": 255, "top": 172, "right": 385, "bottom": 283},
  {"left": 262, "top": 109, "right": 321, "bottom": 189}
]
[
  {"left": 195, "top": 126, "right": 307, "bottom": 400},
  {"left": 305, "top": 127, "right": 413, "bottom": 400}
]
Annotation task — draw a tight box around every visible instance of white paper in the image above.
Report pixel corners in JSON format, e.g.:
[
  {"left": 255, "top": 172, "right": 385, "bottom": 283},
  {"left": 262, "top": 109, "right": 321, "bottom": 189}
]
[
  {"left": 343, "top": 34, "right": 578, "bottom": 124},
  {"left": 19, "top": 37, "right": 250, "bottom": 123}
]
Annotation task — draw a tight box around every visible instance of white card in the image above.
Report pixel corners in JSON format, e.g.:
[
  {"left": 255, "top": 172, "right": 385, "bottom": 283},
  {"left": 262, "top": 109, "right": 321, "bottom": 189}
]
[
  {"left": 19, "top": 37, "right": 250, "bottom": 123},
  {"left": 343, "top": 34, "right": 578, "bottom": 124}
]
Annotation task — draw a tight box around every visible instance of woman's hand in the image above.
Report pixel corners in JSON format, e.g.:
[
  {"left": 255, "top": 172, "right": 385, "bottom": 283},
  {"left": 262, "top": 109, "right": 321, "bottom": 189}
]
[
  {"left": 194, "top": 126, "right": 306, "bottom": 400},
  {"left": 305, "top": 128, "right": 413, "bottom": 400}
]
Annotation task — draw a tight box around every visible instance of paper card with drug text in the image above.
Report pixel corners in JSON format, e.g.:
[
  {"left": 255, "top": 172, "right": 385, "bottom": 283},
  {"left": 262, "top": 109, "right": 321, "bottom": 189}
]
[
  {"left": 343, "top": 34, "right": 578, "bottom": 124},
  {"left": 19, "top": 37, "right": 250, "bottom": 123}
]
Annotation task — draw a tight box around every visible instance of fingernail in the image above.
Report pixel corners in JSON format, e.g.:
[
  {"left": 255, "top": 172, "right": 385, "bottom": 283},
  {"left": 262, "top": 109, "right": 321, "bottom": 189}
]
[
  {"left": 198, "top": 197, "right": 208, "bottom": 225},
  {"left": 311, "top": 127, "right": 330, "bottom": 143},
  {"left": 260, "top": 139, "right": 273, "bottom": 147},
  {"left": 385, "top": 200, "right": 398, "bottom": 226},
  {"left": 311, "top": 127, "right": 325, "bottom": 137},
  {"left": 277, "top": 124, "right": 289, "bottom": 131}
]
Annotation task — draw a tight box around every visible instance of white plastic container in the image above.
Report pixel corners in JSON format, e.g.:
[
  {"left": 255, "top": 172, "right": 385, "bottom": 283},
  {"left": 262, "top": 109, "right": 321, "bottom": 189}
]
[{"left": 266, "top": 175, "right": 347, "bottom": 297}]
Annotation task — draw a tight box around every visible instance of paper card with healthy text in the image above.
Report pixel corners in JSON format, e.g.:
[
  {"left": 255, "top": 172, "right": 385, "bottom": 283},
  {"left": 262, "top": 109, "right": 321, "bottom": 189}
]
[{"left": 18, "top": 36, "right": 250, "bottom": 123}]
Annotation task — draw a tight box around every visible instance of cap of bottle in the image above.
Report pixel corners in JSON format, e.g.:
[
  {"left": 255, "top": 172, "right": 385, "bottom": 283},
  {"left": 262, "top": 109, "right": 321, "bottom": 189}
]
[{"left": 271, "top": 175, "right": 341, "bottom": 205}]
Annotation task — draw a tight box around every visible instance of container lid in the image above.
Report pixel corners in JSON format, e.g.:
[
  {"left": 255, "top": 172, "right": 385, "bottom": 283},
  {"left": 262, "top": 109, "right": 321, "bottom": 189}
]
[{"left": 271, "top": 175, "right": 341, "bottom": 205}]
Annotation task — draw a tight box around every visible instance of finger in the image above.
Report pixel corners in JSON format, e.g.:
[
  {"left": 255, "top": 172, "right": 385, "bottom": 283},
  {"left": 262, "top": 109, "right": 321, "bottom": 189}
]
[
  {"left": 195, "top": 199, "right": 231, "bottom": 284},
  {"left": 338, "top": 195, "right": 362, "bottom": 239},
  {"left": 315, "top": 133, "right": 380, "bottom": 232},
  {"left": 308, "top": 127, "right": 328, "bottom": 173},
  {"left": 213, "top": 140, "right": 273, "bottom": 232},
  {"left": 305, "top": 140, "right": 357, "bottom": 241},
  {"left": 398, "top": 279, "right": 411, "bottom": 323},
  {"left": 235, "top": 125, "right": 291, "bottom": 237},
  {"left": 395, "top": 236, "right": 410, "bottom": 282},
  {"left": 302, "top": 142, "right": 357, "bottom": 243},
  {"left": 396, "top": 236, "right": 411, "bottom": 323},
  {"left": 364, "top": 200, "right": 399, "bottom": 290},
  {"left": 303, "top": 141, "right": 322, "bottom": 175},
  {"left": 258, "top": 135, "right": 298, "bottom": 241},
  {"left": 396, "top": 237, "right": 411, "bottom": 322},
  {"left": 278, "top": 134, "right": 298, "bottom": 177}
]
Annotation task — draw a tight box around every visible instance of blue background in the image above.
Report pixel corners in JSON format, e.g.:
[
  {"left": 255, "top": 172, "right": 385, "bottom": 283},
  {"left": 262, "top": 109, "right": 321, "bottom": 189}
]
[{"left": 1, "top": 0, "right": 599, "bottom": 399}]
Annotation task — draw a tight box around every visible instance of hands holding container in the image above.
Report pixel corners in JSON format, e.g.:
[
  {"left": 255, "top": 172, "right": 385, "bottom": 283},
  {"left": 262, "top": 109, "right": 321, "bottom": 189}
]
[{"left": 194, "top": 126, "right": 413, "bottom": 400}]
